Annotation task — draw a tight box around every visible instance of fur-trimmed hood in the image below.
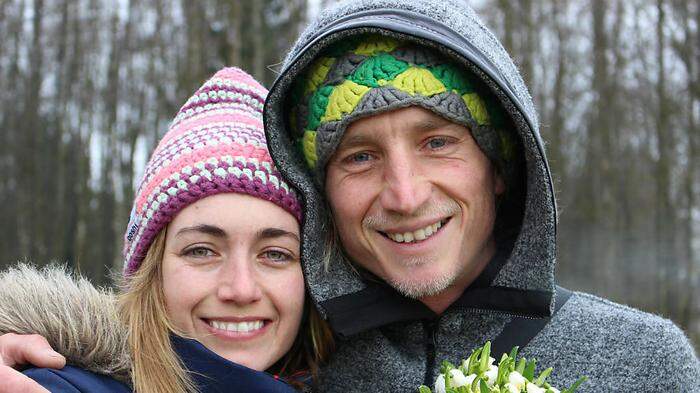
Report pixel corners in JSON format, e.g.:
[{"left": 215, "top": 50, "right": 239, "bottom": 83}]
[{"left": 0, "top": 264, "right": 131, "bottom": 383}]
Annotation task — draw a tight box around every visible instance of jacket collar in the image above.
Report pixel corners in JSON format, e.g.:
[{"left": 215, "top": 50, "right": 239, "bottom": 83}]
[
  {"left": 171, "top": 335, "right": 297, "bottom": 393},
  {"left": 321, "top": 246, "right": 553, "bottom": 338}
]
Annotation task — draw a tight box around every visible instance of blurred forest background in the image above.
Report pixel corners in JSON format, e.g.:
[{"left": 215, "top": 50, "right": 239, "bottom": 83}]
[{"left": 0, "top": 0, "right": 698, "bottom": 347}]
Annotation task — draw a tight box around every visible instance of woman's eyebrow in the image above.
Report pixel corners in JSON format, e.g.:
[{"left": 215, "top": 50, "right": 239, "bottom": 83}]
[
  {"left": 175, "top": 224, "right": 227, "bottom": 238},
  {"left": 257, "top": 227, "right": 300, "bottom": 242}
]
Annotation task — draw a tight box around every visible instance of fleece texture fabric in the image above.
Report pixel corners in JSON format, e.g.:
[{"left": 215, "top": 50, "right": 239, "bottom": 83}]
[{"left": 262, "top": 0, "right": 700, "bottom": 391}]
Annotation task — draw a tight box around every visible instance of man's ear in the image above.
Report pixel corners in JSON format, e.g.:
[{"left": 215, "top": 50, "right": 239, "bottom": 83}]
[{"left": 494, "top": 170, "right": 506, "bottom": 196}]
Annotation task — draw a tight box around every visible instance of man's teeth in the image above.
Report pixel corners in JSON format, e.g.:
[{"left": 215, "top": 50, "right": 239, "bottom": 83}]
[
  {"left": 209, "top": 320, "right": 264, "bottom": 333},
  {"left": 386, "top": 221, "right": 443, "bottom": 243}
]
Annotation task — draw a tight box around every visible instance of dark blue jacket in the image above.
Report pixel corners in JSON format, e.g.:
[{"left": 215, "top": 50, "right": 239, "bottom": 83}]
[{"left": 24, "top": 335, "right": 299, "bottom": 392}]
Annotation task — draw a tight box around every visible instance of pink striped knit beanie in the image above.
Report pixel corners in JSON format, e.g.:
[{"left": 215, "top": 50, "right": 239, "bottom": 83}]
[{"left": 123, "top": 67, "right": 302, "bottom": 276}]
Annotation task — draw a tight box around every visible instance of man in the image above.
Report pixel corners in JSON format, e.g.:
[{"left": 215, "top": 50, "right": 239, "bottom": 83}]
[
  {"left": 259, "top": 1, "right": 698, "bottom": 391},
  {"left": 1, "top": 0, "right": 698, "bottom": 391}
]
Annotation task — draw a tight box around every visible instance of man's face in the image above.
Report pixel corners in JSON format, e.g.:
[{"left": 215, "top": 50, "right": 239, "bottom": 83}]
[{"left": 325, "top": 107, "right": 504, "bottom": 299}]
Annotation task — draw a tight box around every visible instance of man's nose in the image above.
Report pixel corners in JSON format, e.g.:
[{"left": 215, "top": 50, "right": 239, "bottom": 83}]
[
  {"left": 216, "top": 255, "right": 262, "bottom": 304},
  {"left": 379, "top": 150, "right": 431, "bottom": 215}
]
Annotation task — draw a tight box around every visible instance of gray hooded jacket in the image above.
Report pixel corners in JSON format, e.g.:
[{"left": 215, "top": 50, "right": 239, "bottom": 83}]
[{"left": 263, "top": 0, "right": 700, "bottom": 391}]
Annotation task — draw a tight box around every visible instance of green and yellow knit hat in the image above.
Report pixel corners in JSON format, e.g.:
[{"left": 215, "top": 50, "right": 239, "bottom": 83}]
[{"left": 289, "top": 34, "right": 515, "bottom": 183}]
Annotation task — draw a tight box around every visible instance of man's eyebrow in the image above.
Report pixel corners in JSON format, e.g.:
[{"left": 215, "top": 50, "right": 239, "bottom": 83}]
[
  {"left": 336, "top": 133, "right": 375, "bottom": 150},
  {"left": 257, "top": 227, "right": 300, "bottom": 242},
  {"left": 412, "top": 117, "right": 451, "bottom": 132},
  {"left": 175, "top": 224, "right": 227, "bottom": 238}
]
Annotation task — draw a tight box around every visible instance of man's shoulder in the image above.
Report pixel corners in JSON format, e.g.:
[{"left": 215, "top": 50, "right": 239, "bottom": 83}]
[
  {"left": 23, "top": 365, "right": 131, "bottom": 393},
  {"left": 560, "top": 291, "right": 689, "bottom": 340},
  {"left": 527, "top": 290, "right": 699, "bottom": 391}
]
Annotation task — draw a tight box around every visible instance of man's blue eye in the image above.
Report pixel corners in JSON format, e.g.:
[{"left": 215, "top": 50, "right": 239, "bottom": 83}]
[
  {"left": 351, "top": 152, "right": 371, "bottom": 162},
  {"left": 428, "top": 138, "right": 447, "bottom": 149}
]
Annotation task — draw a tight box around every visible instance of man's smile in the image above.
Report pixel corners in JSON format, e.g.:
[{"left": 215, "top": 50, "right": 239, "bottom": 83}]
[{"left": 379, "top": 218, "right": 451, "bottom": 244}]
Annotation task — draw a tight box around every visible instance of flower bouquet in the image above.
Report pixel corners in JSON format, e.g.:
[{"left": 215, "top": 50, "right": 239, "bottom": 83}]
[{"left": 418, "top": 342, "right": 586, "bottom": 393}]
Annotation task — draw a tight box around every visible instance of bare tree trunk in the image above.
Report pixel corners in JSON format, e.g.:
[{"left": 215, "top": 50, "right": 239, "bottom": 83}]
[
  {"left": 577, "top": 0, "right": 612, "bottom": 293},
  {"left": 654, "top": 0, "right": 675, "bottom": 316},
  {"left": 671, "top": 0, "right": 699, "bottom": 328},
  {"left": 550, "top": 0, "right": 568, "bottom": 199},
  {"left": 228, "top": 0, "right": 242, "bottom": 67},
  {"left": 252, "top": 0, "right": 265, "bottom": 81},
  {"left": 0, "top": 1, "right": 25, "bottom": 263},
  {"left": 19, "top": 0, "right": 45, "bottom": 262},
  {"left": 496, "top": 0, "right": 514, "bottom": 55}
]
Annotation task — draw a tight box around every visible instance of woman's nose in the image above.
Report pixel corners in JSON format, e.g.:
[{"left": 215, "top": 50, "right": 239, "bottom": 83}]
[{"left": 216, "top": 256, "right": 262, "bottom": 304}]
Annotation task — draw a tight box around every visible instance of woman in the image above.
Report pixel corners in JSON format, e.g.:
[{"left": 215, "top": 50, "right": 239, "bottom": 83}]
[{"left": 1, "top": 67, "right": 333, "bottom": 392}]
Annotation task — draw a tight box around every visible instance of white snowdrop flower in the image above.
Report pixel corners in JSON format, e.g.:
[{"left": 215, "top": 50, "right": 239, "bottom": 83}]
[
  {"left": 504, "top": 382, "right": 521, "bottom": 393},
  {"left": 434, "top": 374, "right": 446, "bottom": 393},
  {"left": 464, "top": 373, "right": 477, "bottom": 387},
  {"left": 487, "top": 356, "right": 496, "bottom": 367},
  {"left": 526, "top": 382, "right": 545, "bottom": 393},
  {"left": 546, "top": 387, "right": 560, "bottom": 393},
  {"left": 485, "top": 364, "right": 499, "bottom": 386},
  {"left": 508, "top": 371, "right": 527, "bottom": 391},
  {"left": 448, "top": 369, "right": 469, "bottom": 388}
]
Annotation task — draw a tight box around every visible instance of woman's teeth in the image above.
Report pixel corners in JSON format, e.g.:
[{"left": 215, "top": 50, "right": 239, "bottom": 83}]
[
  {"left": 209, "top": 320, "right": 264, "bottom": 333},
  {"left": 385, "top": 220, "right": 444, "bottom": 243}
]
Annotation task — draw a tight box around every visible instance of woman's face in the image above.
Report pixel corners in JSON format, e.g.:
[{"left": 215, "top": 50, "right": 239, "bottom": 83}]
[{"left": 161, "top": 193, "right": 305, "bottom": 371}]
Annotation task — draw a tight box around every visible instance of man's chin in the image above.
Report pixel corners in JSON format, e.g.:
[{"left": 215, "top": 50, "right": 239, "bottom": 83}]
[{"left": 387, "top": 273, "right": 453, "bottom": 299}]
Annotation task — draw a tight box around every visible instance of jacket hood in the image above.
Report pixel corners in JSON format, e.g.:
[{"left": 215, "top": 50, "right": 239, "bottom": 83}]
[
  {"left": 264, "top": 0, "right": 557, "bottom": 333},
  {"left": 0, "top": 264, "right": 131, "bottom": 383}
]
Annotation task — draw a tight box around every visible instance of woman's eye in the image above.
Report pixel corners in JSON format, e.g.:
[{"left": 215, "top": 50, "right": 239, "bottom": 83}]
[
  {"left": 262, "top": 250, "right": 293, "bottom": 263},
  {"left": 184, "top": 247, "right": 214, "bottom": 258}
]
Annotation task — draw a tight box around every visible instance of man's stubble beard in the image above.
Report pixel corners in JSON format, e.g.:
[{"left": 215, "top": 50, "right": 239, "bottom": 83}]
[
  {"left": 362, "top": 199, "right": 462, "bottom": 299},
  {"left": 387, "top": 256, "right": 455, "bottom": 298}
]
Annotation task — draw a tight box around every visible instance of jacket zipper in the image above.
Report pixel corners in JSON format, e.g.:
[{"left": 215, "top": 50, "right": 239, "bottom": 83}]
[{"left": 423, "top": 319, "right": 439, "bottom": 387}]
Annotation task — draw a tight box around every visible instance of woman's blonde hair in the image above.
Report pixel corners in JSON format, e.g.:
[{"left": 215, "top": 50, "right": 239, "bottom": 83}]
[{"left": 118, "top": 230, "right": 334, "bottom": 393}]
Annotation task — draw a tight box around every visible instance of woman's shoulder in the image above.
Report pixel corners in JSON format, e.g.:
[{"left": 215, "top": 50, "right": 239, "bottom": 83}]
[{"left": 23, "top": 365, "right": 131, "bottom": 393}]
